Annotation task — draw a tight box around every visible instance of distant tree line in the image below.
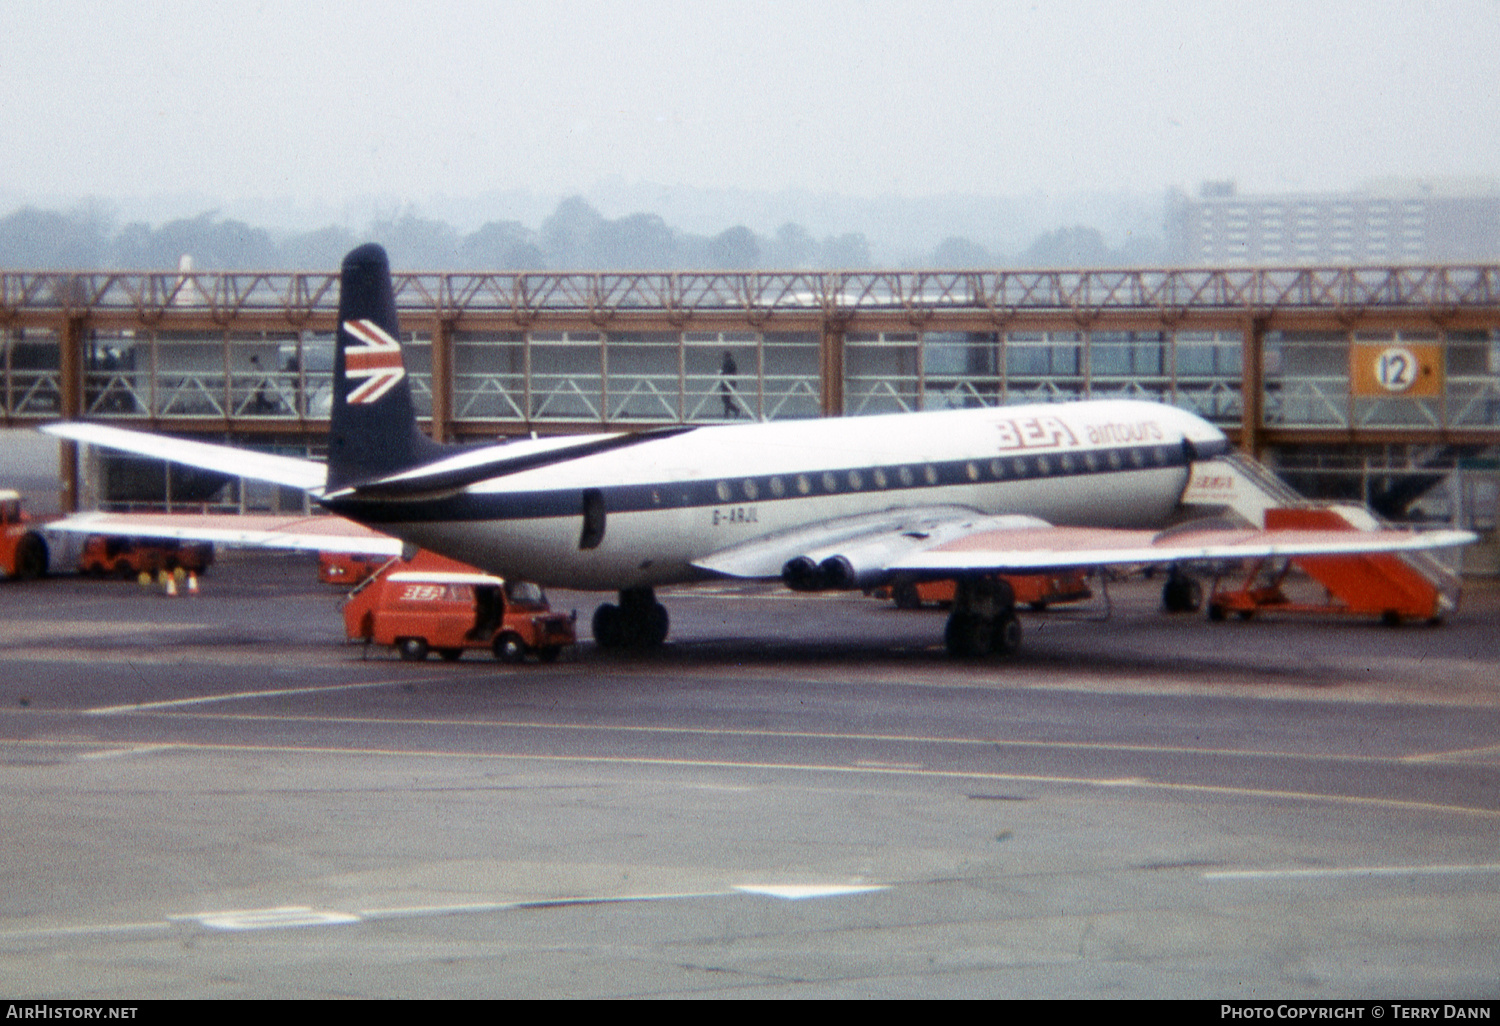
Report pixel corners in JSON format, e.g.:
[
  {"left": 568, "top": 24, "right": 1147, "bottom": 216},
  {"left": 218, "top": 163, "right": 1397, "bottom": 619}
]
[{"left": 0, "top": 197, "right": 1143, "bottom": 272}]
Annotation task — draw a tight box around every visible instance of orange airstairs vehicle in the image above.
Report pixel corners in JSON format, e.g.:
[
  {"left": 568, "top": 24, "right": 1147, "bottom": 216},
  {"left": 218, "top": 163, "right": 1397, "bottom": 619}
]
[{"left": 1205, "top": 506, "right": 1462, "bottom": 626}]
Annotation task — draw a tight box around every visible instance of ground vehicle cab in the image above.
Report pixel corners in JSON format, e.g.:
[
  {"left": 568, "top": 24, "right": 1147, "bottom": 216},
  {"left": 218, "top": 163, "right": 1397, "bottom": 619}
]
[
  {"left": 342, "top": 552, "right": 575, "bottom": 663},
  {"left": 0, "top": 490, "right": 49, "bottom": 581}
]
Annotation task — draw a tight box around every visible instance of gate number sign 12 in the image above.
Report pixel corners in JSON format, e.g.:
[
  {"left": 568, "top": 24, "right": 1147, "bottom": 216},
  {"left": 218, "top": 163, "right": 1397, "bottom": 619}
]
[{"left": 1375, "top": 346, "right": 1418, "bottom": 392}]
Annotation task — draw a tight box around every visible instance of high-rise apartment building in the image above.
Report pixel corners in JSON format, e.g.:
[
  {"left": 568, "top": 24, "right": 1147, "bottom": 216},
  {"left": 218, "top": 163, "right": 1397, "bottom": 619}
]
[{"left": 1166, "top": 179, "right": 1500, "bottom": 265}]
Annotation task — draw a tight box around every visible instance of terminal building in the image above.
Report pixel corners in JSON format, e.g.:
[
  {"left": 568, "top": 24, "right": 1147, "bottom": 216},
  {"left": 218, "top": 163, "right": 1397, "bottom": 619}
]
[{"left": 3, "top": 258, "right": 1498, "bottom": 572}]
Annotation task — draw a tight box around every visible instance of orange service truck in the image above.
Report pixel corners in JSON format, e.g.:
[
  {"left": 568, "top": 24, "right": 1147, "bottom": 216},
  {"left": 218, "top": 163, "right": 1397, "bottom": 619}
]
[
  {"left": 884, "top": 572, "right": 1092, "bottom": 611},
  {"left": 77, "top": 535, "right": 213, "bottom": 578},
  {"left": 0, "top": 490, "right": 49, "bottom": 581},
  {"left": 342, "top": 552, "right": 576, "bottom": 663}
]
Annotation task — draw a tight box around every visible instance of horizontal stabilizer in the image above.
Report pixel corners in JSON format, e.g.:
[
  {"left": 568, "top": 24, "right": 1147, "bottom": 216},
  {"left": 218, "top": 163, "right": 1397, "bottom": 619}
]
[
  {"left": 50, "top": 511, "right": 402, "bottom": 557},
  {"left": 41, "top": 422, "right": 327, "bottom": 492}
]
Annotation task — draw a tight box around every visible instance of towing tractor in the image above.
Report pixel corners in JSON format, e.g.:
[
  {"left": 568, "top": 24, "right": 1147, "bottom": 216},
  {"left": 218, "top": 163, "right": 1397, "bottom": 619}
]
[
  {"left": 0, "top": 490, "right": 49, "bottom": 581},
  {"left": 342, "top": 552, "right": 576, "bottom": 662}
]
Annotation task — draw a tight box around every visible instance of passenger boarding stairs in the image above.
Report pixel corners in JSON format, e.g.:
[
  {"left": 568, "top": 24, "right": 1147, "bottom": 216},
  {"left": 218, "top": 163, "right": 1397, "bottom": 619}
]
[{"left": 1179, "top": 452, "right": 1463, "bottom": 623}]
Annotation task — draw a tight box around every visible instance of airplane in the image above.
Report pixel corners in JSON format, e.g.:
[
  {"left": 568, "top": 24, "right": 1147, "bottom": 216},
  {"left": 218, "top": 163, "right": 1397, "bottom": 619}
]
[{"left": 42, "top": 244, "right": 1476, "bottom": 657}]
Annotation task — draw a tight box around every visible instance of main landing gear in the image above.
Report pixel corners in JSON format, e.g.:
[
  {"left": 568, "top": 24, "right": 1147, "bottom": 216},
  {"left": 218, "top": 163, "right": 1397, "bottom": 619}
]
[
  {"left": 592, "top": 586, "right": 670, "bottom": 649},
  {"left": 943, "top": 577, "right": 1022, "bottom": 658},
  {"left": 1160, "top": 570, "right": 1204, "bottom": 614}
]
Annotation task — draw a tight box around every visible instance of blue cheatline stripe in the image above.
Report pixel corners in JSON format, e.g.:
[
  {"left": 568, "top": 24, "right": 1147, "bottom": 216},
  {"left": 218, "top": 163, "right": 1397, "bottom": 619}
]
[{"left": 322, "top": 438, "right": 1219, "bottom": 525}]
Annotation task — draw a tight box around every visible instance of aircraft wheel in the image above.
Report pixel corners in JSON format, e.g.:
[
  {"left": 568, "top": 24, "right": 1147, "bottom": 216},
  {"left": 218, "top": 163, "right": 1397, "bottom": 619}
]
[
  {"left": 643, "top": 602, "right": 669, "bottom": 647},
  {"left": 493, "top": 632, "right": 527, "bottom": 663},
  {"left": 944, "top": 612, "right": 992, "bottom": 658},
  {"left": 592, "top": 604, "right": 623, "bottom": 648},
  {"left": 992, "top": 612, "right": 1022, "bottom": 656},
  {"left": 893, "top": 583, "right": 922, "bottom": 610},
  {"left": 398, "top": 637, "right": 429, "bottom": 661},
  {"left": 1162, "top": 575, "right": 1202, "bottom": 613}
]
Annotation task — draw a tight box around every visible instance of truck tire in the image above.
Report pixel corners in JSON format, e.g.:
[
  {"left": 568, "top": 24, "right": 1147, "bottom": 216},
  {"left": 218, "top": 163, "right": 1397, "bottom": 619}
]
[
  {"left": 493, "top": 632, "right": 526, "bottom": 664},
  {"left": 14, "top": 534, "right": 47, "bottom": 580},
  {"left": 397, "top": 637, "right": 429, "bottom": 661}
]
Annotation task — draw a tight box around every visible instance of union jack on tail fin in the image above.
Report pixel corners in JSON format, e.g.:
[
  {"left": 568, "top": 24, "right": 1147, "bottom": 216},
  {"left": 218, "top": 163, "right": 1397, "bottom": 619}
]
[{"left": 327, "top": 244, "right": 449, "bottom": 491}]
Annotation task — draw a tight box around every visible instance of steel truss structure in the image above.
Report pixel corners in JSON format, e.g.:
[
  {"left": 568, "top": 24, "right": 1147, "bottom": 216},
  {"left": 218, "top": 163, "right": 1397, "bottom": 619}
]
[{"left": 4, "top": 265, "right": 1498, "bottom": 458}]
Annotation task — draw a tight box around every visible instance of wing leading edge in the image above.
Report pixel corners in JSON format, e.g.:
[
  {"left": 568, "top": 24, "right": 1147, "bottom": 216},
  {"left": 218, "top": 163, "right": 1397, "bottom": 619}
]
[{"left": 890, "top": 521, "right": 1477, "bottom": 574}]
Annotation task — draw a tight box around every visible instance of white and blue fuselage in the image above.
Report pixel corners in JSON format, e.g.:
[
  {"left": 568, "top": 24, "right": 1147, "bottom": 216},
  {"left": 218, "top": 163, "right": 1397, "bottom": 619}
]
[{"left": 326, "top": 398, "right": 1228, "bottom": 591}]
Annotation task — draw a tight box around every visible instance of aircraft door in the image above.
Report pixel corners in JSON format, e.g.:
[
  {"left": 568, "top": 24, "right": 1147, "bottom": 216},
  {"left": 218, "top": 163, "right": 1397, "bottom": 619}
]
[{"left": 579, "top": 488, "right": 606, "bottom": 550}]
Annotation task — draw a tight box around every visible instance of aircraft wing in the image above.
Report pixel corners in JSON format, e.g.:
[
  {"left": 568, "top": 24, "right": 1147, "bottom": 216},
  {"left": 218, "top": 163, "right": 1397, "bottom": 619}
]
[
  {"left": 48, "top": 511, "right": 403, "bottom": 557},
  {"left": 886, "top": 521, "right": 1477, "bottom": 574},
  {"left": 691, "top": 506, "right": 1018, "bottom": 581},
  {"left": 695, "top": 510, "right": 1475, "bottom": 584},
  {"left": 40, "top": 422, "right": 327, "bottom": 492}
]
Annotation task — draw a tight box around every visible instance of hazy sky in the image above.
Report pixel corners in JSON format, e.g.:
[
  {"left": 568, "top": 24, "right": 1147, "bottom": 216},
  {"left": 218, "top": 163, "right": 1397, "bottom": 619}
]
[{"left": 6, "top": 0, "right": 1498, "bottom": 217}]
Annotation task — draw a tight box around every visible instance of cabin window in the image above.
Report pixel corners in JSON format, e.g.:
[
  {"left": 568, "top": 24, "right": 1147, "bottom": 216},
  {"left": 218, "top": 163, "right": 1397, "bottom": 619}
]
[
  {"left": 1036, "top": 455, "right": 1052, "bottom": 475},
  {"left": 898, "top": 466, "right": 915, "bottom": 487},
  {"left": 847, "top": 469, "right": 863, "bottom": 490},
  {"left": 769, "top": 476, "right": 786, "bottom": 497},
  {"left": 796, "top": 474, "right": 812, "bottom": 495},
  {"left": 742, "top": 478, "right": 759, "bottom": 500},
  {"left": 822, "top": 471, "right": 839, "bottom": 492},
  {"left": 923, "top": 465, "right": 939, "bottom": 485},
  {"left": 715, "top": 481, "right": 732, "bottom": 502},
  {"left": 872, "top": 468, "right": 888, "bottom": 488},
  {"left": 579, "top": 488, "right": 606, "bottom": 550}
]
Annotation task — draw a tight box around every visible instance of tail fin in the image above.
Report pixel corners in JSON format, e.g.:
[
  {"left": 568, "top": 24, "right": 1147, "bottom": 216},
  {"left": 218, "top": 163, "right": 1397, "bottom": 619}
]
[{"left": 327, "top": 244, "right": 448, "bottom": 490}]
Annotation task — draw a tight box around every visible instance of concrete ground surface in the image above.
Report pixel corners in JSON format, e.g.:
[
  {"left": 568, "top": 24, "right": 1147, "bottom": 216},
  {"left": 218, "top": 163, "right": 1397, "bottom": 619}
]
[{"left": 0, "top": 553, "right": 1496, "bottom": 999}]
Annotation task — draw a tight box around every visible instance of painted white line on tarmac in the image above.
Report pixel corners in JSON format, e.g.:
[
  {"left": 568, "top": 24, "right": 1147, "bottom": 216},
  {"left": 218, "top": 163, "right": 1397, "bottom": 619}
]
[
  {"left": 83, "top": 675, "right": 457, "bottom": 715},
  {"left": 76, "top": 744, "right": 175, "bottom": 761},
  {"left": 171, "top": 906, "right": 362, "bottom": 931},
  {"left": 734, "top": 884, "right": 889, "bottom": 900},
  {"left": 1205, "top": 863, "right": 1500, "bottom": 882},
  {"left": 1404, "top": 742, "right": 1500, "bottom": 764},
  {"left": 0, "top": 884, "right": 889, "bottom": 942}
]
